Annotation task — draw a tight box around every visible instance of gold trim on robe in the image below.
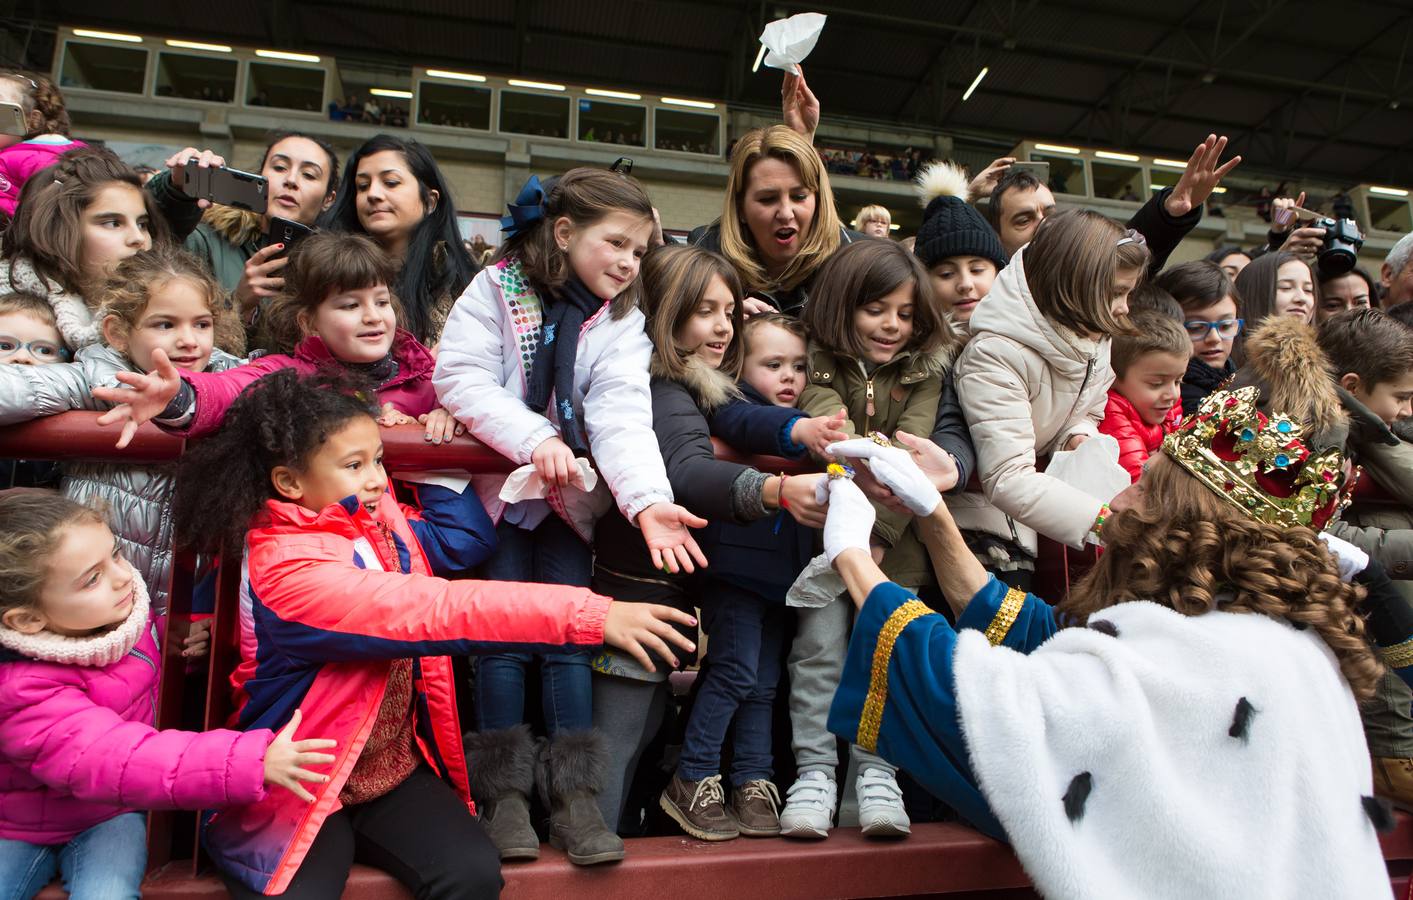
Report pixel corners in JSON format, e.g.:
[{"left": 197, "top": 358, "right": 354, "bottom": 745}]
[
  {"left": 857, "top": 600, "right": 932, "bottom": 752},
  {"left": 1381, "top": 638, "right": 1413, "bottom": 670},
  {"left": 984, "top": 588, "right": 1027, "bottom": 646}
]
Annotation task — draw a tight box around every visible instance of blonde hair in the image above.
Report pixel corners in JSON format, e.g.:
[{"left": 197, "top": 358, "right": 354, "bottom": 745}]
[
  {"left": 1061, "top": 453, "right": 1382, "bottom": 702},
  {"left": 97, "top": 245, "right": 245, "bottom": 357},
  {"left": 853, "top": 204, "right": 891, "bottom": 230},
  {"left": 0, "top": 489, "right": 106, "bottom": 616},
  {"left": 1023, "top": 209, "right": 1149, "bottom": 337},
  {"left": 719, "top": 126, "right": 842, "bottom": 294},
  {"left": 640, "top": 244, "right": 745, "bottom": 382}
]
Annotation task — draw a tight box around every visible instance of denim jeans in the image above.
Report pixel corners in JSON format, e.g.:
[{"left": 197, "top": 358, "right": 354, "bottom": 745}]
[
  {"left": 678, "top": 582, "right": 788, "bottom": 785},
  {"left": 474, "top": 515, "right": 593, "bottom": 735},
  {"left": 0, "top": 811, "right": 147, "bottom": 900}
]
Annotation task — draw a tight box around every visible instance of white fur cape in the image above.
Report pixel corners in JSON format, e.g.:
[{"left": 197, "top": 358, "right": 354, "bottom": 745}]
[{"left": 954, "top": 600, "right": 1391, "bottom": 900}]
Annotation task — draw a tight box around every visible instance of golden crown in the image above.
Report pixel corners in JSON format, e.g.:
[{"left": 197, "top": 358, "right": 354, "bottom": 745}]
[{"left": 1161, "top": 386, "right": 1350, "bottom": 530}]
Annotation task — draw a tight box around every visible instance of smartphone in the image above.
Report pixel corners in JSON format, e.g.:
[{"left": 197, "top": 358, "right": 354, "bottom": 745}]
[
  {"left": 0, "top": 102, "right": 25, "bottom": 137},
  {"left": 177, "top": 160, "right": 268, "bottom": 213},
  {"left": 1013, "top": 160, "right": 1051, "bottom": 183},
  {"left": 262, "top": 216, "right": 314, "bottom": 256}
]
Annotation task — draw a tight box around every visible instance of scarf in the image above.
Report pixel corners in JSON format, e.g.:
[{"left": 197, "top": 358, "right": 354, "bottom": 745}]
[
  {"left": 348, "top": 352, "right": 400, "bottom": 389},
  {"left": 0, "top": 567, "right": 151, "bottom": 667},
  {"left": 524, "top": 275, "right": 606, "bottom": 453}
]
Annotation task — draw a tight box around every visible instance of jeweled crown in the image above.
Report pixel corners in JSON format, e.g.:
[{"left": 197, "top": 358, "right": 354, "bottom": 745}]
[{"left": 1161, "top": 386, "right": 1350, "bottom": 530}]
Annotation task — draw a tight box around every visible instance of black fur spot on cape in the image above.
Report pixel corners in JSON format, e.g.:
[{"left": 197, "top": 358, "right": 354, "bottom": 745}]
[
  {"left": 1228, "top": 697, "right": 1256, "bottom": 741},
  {"left": 1063, "top": 772, "right": 1092, "bottom": 823},
  {"left": 1364, "top": 795, "right": 1396, "bottom": 833},
  {"left": 1088, "top": 620, "right": 1119, "bottom": 637}
]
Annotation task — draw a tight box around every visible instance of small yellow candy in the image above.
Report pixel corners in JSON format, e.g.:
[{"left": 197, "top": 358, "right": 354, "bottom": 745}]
[{"left": 826, "top": 463, "right": 855, "bottom": 480}]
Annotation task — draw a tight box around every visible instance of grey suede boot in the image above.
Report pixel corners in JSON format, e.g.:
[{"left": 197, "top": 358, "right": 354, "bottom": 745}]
[
  {"left": 536, "top": 729, "right": 626, "bottom": 865},
  {"left": 464, "top": 724, "right": 540, "bottom": 861}
]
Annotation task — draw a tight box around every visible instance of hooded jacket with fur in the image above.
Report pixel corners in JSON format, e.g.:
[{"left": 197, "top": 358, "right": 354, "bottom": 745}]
[
  {"left": 953, "top": 251, "right": 1111, "bottom": 552},
  {"left": 148, "top": 170, "right": 263, "bottom": 294}
]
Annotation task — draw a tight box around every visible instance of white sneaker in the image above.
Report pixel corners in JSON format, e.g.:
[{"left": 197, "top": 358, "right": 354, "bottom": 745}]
[
  {"left": 778, "top": 771, "right": 837, "bottom": 839},
  {"left": 857, "top": 767, "right": 911, "bottom": 837}
]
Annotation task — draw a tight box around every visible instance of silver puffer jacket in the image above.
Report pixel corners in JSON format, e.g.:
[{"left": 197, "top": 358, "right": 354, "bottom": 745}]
[{"left": 0, "top": 344, "right": 244, "bottom": 612}]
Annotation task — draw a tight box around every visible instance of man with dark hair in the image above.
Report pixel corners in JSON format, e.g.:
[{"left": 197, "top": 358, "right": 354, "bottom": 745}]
[{"left": 980, "top": 134, "right": 1238, "bottom": 275}]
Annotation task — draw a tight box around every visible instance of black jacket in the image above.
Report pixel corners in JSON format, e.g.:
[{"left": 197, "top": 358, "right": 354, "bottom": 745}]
[
  {"left": 1127, "top": 186, "right": 1203, "bottom": 276},
  {"left": 686, "top": 222, "right": 867, "bottom": 316},
  {"left": 704, "top": 384, "right": 814, "bottom": 602},
  {"left": 1181, "top": 356, "right": 1235, "bottom": 416},
  {"left": 932, "top": 367, "right": 976, "bottom": 493}
]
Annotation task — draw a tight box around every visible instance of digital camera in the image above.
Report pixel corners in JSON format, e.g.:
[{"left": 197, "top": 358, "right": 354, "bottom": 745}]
[{"left": 1314, "top": 217, "right": 1365, "bottom": 277}]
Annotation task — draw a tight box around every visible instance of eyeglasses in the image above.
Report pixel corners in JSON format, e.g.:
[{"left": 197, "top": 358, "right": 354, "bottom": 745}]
[
  {"left": 1183, "top": 318, "right": 1243, "bottom": 340},
  {"left": 0, "top": 335, "right": 68, "bottom": 361}
]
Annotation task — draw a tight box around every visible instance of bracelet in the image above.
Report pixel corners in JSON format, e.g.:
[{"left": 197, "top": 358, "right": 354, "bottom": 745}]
[
  {"left": 1091, "top": 503, "right": 1112, "bottom": 537},
  {"left": 778, "top": 472, "right": 791, "bottom": 510}
]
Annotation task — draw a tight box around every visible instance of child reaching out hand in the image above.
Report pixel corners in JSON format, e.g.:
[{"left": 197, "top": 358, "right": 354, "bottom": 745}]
[
  {"left": 91, "top": 232, "right": 461, "bottom": 448},
  {"left": 168, "top": 368, "right": 694, "bottom": 897},
  {"left": 0, "top": 489, "right": 335, "bottom": 900}
]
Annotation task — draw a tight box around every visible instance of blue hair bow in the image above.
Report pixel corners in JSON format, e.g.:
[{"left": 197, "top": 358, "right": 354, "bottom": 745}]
[{"left": 501, "top": 174, "right": 548, "bottom": 239}]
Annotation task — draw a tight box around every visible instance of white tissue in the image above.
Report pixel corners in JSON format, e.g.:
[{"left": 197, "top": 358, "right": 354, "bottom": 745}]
[
  {"left": 786, "top": 552, "right": 846, "bottom": 608},
  {"left": 759, "top": 12, "right": 827, "bottom": 75},
  {"left": 1044, "top": 433, "right": 1131, "bottom": 504},
  {"left": 498, "top": 459, "right": 598, "bottom": 503}
]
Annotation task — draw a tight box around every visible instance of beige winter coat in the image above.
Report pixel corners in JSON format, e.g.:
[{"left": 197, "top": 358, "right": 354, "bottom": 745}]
[{"left": 953, "top": 251, "right": 1112, "bottom": 552}]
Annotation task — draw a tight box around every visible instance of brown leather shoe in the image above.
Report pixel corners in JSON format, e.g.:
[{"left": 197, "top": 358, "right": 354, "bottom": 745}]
[
  {"left": 660, "top": 774, "right": 739, "bottom": 841},
  {"left": 731, "top": 779, "right": 782, "bottom": 837},
  {"left": 1372, "top": 756, "right": 1413, "bottom": 812}
]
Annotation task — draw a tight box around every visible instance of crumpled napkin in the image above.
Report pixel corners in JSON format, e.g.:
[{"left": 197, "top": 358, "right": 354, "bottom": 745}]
[
  {"left": 786, "top": 552, "right": 846, "bottom": 608},
  {"left": 1044, "top": 433, "right": 1131, "bottom": 504},
  {"left": 759, "top": 12, "right": 827, "bottom": 75},
  {"left": 498, "top": 458, "right": 598, "bottom": 503}
]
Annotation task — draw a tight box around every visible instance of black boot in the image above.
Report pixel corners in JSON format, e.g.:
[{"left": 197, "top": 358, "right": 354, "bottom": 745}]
[
  {"left": 464, "top": 724, "right": 540, "bottom": 861},
  {"left": 536, "top": 729, "right": 626, "bottom": 865}
]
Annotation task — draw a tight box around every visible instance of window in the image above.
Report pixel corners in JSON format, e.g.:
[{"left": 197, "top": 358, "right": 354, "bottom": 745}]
[
  {"left": 416, "top": 81, "right": 492, "bottom": 130},
  {"left": 246, "top": 62, "right": 325, "bottom": 112},
  {"left": 578, "top": 99, "right": 645, "bottom": 147},
  {"left": 1090, "top": 161, "right": 1144, "bottom": 202},
  {"left": 154, "top": 52, "right": 237, "bottom": 103},
  {"left": 1368, "top": 196, "right": 1413, "bottom": 234},
  {"left": 654, "top": 108, "right": 719, "bottom": 155},
  {"left": 1029, "top": 152, "right": 1087, "bottom": 196},
  {"left": 500, "top": 90, "right": 570, "bottom": 139},
  {"left": 59, "top": 41, "right": 148, "bottom": 94}
]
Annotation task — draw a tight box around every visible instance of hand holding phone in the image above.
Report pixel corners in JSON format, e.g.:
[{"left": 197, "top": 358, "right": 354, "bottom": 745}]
[
  {"left": 261, "top": 217, "right": 314, "bottom": 256},
  {"left": 175, "top": 157, "right": 268, "bottom": 213}
]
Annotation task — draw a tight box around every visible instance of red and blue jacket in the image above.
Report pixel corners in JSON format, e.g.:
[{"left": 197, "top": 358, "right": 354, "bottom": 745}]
[{"left": 202, "top": 484, "right": 612, "bottom": 895}]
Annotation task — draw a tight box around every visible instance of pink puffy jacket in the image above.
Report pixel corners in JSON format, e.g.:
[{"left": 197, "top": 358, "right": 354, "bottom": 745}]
[
  {"left": 0, "top": 612, "right": 274, "bottom": 844},
  {"left": 0, "top": 139, "right": 86, "bottom": 216}
]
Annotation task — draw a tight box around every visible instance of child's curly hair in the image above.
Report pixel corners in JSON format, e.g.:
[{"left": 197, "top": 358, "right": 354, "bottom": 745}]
[
  {"left": 173, "top": 368, "right": 379, "bottom": 559},
  {"left": 1060, "top": 453, "right": 1382, "bottom": 701},
  {"left": 97, "top": 244, "right": 245, "bottom": 357},
  {"left": 0, "top": 69, "right": 71, "bottom": 137}
]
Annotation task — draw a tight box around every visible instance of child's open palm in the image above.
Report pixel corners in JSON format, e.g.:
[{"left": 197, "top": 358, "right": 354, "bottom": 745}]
[
  {"left": 637, "top": 502, "right": 709, "bottom": 574},
  {"left": 262, "top": 709, "right": 337, "bottom": 803},
  {"left": 792, "top": 407, "right": 850, "bottom": 459},
  {"left": 92, "top": 349, "right": 183, "bottom": 449}
]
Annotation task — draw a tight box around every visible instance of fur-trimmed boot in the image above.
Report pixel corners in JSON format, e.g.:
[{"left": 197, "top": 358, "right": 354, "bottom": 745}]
[
  {"left": 536, "top": 730, "right": 626, "bottom": 865},
  {"left": 464, "top": 724, "right": 540, "bottom": 861}
]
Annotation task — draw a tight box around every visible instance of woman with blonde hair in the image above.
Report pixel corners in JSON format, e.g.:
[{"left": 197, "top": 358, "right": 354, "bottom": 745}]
[
  {"left": 688, "top": 125, "right": 856, "bottom": 316},
  {"left": 818, "top": 386, "right": 1405, "bottom": 899}
]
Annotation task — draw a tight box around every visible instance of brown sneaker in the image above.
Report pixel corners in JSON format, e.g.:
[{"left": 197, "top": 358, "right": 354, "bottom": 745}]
[
  {"left": 1372, "top": 756, "right": 1413, "bottom": 812},
  {"left": 660, "top": 773, "right": 739, "bottom": 841},
  {"left": 731, "top": 779, "right": 782, "bottom": 837}
]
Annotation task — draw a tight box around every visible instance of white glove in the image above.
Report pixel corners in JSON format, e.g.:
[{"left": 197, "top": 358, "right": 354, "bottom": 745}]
[
  {"left": 826, "top": 438, "right": 941, "bottom": 517},
  {"left": 1320, "top": 532, "right": 1370, "bottom": 583},
  {"left": 822, "top": 477, "right": 876, "bottom": 563}
]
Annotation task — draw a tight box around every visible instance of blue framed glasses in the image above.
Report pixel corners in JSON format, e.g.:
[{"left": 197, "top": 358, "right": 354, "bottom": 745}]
[
  {"left": 0, "top": 335, "right": 68, "bottom": 361},
  {"left": 1183, "top": 318, "right": 1243, "bottom": 340}
]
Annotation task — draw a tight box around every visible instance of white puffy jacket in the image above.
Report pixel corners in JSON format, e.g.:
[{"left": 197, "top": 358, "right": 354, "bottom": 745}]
[
  {"left": 433, "top": 260, "right": 672, "bottom": 541},
  {"left": 953, "top": 250, "right": 1111, "bottom": 552},
  {"left": 0, "top": 343, "right": 244, "bottom": 611}
]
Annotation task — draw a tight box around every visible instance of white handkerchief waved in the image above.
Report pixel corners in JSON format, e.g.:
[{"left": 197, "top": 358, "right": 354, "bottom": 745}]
[
  {"left": 498, "top": 458, "right": 599, "bottom": 503},
  {"left": 786, "top": 552, "right": 846, "bottom": 608},
  {"left": 1044, "top": 433, "right": 1131, "bottom": 504},
  {"left": 759, "top": 12, "right": 827, "bottom": 74}
]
